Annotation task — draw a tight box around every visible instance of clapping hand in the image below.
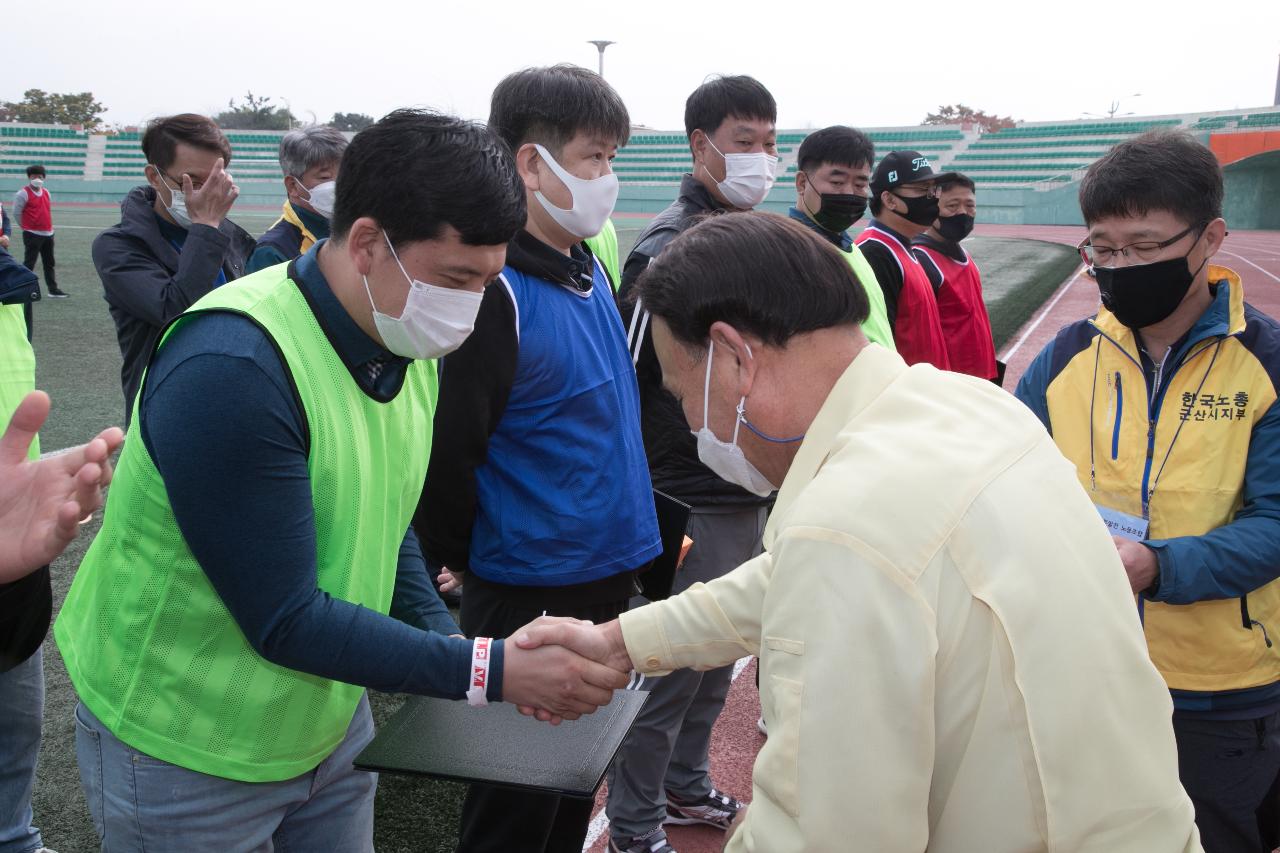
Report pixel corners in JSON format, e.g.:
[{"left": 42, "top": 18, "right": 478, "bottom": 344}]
[
  {"left": 501, "top": 616, "right": 632, "bottom": 725},
  {"left": 0, "top": 391, "right": 124, "bottom": 581}
]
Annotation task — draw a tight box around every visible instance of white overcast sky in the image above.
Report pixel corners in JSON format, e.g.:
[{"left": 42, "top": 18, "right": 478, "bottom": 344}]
[{"left": 23, "top": 0, "right": 1280, "bottom": 131}]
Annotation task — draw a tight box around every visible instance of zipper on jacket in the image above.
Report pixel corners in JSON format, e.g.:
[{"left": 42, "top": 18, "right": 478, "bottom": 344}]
[
  {"left": 1089, "top": 326, "right": 1225, "bottom": 516},
  {"left": 1111, "top": 372, "right": 1123, "bottom": 461},
  {"left": 1242, "top": 596, "right": 1274, "bottom": 648}
]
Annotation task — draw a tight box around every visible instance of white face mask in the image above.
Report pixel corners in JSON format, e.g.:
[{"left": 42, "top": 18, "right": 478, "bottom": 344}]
[
  {"left": 531, "top": 144, "right": 619, "bottom": 239},
  {"left": 152, "top": 167, "right": 192, "bottom": 229},
  {"left": 296, "top": 178, "right": 336, "bottom": 220},
  {"left": 29, "top": 178, "right": 44, "bottom": 191},
  {"left": 364, "top": 232, "right": 484, "bottom": 360},
  {"left": 704, "top": 137, "right": 778, "bottom": 210},
  {"left": 692, "top": 342, "right": 778, "bottom": 497}
]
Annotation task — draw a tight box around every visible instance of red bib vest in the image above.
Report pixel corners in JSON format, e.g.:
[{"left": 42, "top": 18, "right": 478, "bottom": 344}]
[
  {"left": 19, "top": 187, "right": 52, "bottom": 232},
  {"left": 856, "top": 225, "right": 950, "bottom": 369},
  {"left": 914, "top": 244, "right": 998, "bottom": 380}
]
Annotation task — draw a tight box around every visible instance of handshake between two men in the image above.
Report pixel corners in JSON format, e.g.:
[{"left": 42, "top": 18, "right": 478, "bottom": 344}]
[{"left": 499, "top": 616, "right": 635, "bottom": 725}]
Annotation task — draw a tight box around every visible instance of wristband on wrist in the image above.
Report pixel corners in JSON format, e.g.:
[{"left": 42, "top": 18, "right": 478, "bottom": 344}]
[{"left": 466, "top": 637, "right": 493, "bottom": 706}]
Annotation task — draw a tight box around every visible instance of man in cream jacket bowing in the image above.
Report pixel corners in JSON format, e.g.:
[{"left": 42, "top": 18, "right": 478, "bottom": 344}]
[{"left": 519, "top": 211, "right": 1201, "bottom": 852}]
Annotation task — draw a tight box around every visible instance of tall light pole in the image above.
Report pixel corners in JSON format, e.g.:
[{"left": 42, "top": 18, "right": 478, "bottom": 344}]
[{"left": 588, "top": 40, "right": 615, "bottom": 78}]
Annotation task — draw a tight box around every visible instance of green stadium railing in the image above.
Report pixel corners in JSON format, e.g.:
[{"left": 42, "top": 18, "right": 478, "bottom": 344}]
[
  {"left": 0, "top": 167, "right": 84, "bottom": 176},
  {"left": 977, "top": 119, "right": 1180, "bottom": 140},
  {"left": 968, "top": 138, "right": 1131, "bottom": 150},
  {"left": 952, "top": 162, "right": 1088, "bottom": 172},
  {"left": 954, "top": 152, "right": 1106, "bottom": 161}
]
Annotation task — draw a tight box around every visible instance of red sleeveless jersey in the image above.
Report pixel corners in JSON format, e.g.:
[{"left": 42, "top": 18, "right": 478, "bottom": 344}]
[
  {"left": 855, "top": 225, "right": 950, "bottom": 369},
  {"left": 913, "top": 244, "right": 998, "bottom": 380},
  {"left": 19, "top": 187, "right": 52, "bottom": 232}
]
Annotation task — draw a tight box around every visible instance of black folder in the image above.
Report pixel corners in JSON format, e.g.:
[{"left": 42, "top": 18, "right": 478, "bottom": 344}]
[
  {"left": 354, "top": 690, "right": 648, "bottom": 798},
  {"left": 637, "top": 490, "right": 692, "bottom": 602}
]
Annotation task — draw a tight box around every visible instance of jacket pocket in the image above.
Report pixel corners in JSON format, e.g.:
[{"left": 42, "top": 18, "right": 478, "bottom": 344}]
[
  {"left": 756, "top": 675, "right": 803, "bottom": 819},
  {"left": 765, "top": 636, "right": 806, "bottom": 656},
  {"left": 1148, "top": 597, "right": 1271, "bottom": 686}
]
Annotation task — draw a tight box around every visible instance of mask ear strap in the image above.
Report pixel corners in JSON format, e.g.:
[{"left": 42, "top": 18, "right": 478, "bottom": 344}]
[
  {"left": 383, "top": 231, "right": 414, "bottom": 284},
  {"left": 730, "top": 342, "right": 754, "bottom": 446},
  {"left": 702, "top": 341, "right": 715, "bottom": 431},
  {"left": 362, "top": 275, "right": 379, "bottom": 316}
]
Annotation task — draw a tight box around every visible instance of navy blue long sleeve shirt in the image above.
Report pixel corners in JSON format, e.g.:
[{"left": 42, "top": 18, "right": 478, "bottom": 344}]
[{"left": 136, "top": 241, "right": 502, "bottom": 700}]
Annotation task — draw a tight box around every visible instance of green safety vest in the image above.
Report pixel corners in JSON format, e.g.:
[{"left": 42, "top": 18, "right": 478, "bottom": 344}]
[
  {"left": 55, "top": 264, "right": 437, "bottom": 782},
  {"left": 584, "top": 218, "right": 621, "bottom": 292},
  {"left": 845, "top": 244, "right": 896, "bottom": 353},
  {"left": 0, "top": 305, "right": 37, "bottom": 459}
]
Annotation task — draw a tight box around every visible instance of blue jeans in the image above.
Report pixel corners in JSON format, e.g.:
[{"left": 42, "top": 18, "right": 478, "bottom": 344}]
[
  {"left": 0, "top": 646, "right": 45, "bottom": 853},
  {"left": 75, "top": 693, "right": 378, "bottom": 853}
]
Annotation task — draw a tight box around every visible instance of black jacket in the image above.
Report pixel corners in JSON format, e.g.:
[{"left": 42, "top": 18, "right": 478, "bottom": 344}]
[
  {"left": 92, "top": 186, "right": 255, "bottom": 423},
  {"left": 617, "top": 175, "right": 770, "bottom": 508},
  {"left": 0, "top": 566, "right": 50, "bottom": 673}
]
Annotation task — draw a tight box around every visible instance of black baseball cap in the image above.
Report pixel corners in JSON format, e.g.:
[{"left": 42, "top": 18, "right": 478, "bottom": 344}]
[{"left": 870, "top": 150, "right": 957, "bottom": 194}]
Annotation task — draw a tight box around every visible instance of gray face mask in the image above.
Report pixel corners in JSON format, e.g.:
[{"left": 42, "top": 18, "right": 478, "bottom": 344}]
[{"left": 153, "top": 168, "right": 192, "bottom": 229}]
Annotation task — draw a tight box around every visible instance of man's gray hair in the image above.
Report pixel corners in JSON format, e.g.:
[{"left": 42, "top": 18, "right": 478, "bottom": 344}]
[{"left": 278, "top": 125, "right": 349, "bottom": 178}]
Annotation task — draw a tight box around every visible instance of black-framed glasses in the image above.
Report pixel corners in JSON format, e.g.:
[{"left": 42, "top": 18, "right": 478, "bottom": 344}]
[
  {"left": 894, "top": 183, "right": 939, "bottom": 199},
  {"left": 1078, "top": 222, "right": 1204, "bottom": 266}
]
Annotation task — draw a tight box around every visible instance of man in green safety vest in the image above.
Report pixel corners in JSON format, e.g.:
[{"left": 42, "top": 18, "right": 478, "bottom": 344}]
[{"left": 54, "top": 109, "right": 629, "bottom": 852}]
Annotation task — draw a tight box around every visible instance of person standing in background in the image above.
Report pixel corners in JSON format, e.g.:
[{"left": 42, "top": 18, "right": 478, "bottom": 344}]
[
  {"left": 247, "top": 125, "right": 348, "bottom": 273},
  {"left": 788, "top": 125, "right": 894, "bottom": 351},
  {"left": 15, "top": 165, "right": 66, "bottom": 298},
  {"left": 92, "top": 114, "right": 253, "bottom": 422},
  {"left": 856, "top": 150, "right": 952, "bottom": 368},
  {"left": 912, "top": 173, "right": 999, "bottom": 382}
]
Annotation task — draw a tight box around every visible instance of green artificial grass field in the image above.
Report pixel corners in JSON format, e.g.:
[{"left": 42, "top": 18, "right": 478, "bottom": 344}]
[{"left": 21, "top": 205, "right": 1076, "bottom": 853}]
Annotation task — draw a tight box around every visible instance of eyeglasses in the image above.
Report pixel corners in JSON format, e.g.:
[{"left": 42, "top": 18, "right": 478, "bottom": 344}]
[
  {"left": 154, "top": 168, "right": 206, "bottom": 193},
  {"left": 1078, "top": 223, "right": 1204, "bottom": 266},
  {"left": 894, "top": 184, "right": 939, "bottom": 199}
]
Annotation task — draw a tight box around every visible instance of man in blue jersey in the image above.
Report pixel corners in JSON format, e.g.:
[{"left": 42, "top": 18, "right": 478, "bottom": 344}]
[{"left": 416, "top": 65, "right": 661, "bottom": 853}]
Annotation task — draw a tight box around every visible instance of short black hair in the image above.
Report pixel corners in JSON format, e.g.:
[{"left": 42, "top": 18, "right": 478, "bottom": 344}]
[
  {"left": 332, "top": 108, "right": 525, "bottom": 247},
  {"left": 26, "top": 164, "right": 45, "bottom": 178},
  {"left": 1079, "top": 130, "right": 1223, "bottom": 226},
  {"left": 937, "top": 173, "right": 976, "bottom": 194},
  {"left": 684, "top": 75, "right": 776, "bottom": 142},
  {"left": 488, "top": 64, "right": 630, "bottom": 155},
  {"left": 637, "top": 211, "right": 869, "bottom": 348},
  {"left": 797, "top": 126, "right": 875, "bottom": 174},
  {"left": 142, "top": 114, "right": 233, "bottom": 171}
]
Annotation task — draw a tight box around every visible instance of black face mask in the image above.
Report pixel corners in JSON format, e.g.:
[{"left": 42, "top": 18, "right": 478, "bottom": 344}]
[
  {"left": 936, "top": 213, "right": 975, "bottom": 242},
  {"left": 1094, "top": 242, "right": 1208, "bottom": 330},
  {"left": 891, "top": 191, "right": 940, "bottom": 226},
  {"left": 808, "top": 189, "right": 868, "bottom": 234}
]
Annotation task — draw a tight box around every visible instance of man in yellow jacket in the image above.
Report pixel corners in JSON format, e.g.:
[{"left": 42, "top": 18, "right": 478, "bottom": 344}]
[
  {"left": 1016, "top": 130, "right": 1280, "bottom": 853},
  {"left": 519, "top": 210, "right": 1201, "bottom": 852}
]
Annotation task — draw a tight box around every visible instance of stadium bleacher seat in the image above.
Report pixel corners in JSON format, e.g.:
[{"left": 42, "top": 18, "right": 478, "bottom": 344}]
[
  {"left": 7, "top": 109, "right": 1274, "bottom": 192},
  {"left": 1239, "top": 112, "right": 1280, "bottom": 128}
]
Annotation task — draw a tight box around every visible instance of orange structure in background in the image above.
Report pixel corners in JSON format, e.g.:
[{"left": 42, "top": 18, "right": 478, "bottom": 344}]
[{"left": 1211, "top": 130, "right": 1280, "bottom": 166}]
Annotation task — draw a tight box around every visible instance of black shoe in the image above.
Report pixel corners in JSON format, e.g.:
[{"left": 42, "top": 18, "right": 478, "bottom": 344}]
[{"left": 47, "top": 290, "right": 69, "bottom": 298}]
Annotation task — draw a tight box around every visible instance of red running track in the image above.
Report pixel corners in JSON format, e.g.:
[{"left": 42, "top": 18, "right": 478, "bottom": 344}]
[{"left": 582, "top": 225, "right": 1280, "bottom": 853}]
